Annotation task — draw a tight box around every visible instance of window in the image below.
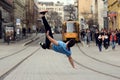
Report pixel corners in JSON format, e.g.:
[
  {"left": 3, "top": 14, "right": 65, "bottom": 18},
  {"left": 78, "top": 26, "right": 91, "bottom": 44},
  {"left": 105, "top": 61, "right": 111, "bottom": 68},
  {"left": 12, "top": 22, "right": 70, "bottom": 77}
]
[{"left": 66, "top": 22, "right": 75, "bottom": 32}]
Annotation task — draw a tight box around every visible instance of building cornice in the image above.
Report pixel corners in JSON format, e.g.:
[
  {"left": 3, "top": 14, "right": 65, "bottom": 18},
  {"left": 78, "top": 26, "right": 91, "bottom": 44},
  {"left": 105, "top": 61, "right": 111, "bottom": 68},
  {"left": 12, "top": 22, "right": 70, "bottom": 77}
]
[
  {"left": 14, "top": 0, "right": 25, "bottom": 8},
  {"left": 108, "top": 0, "right": 118, "bottom": 8},
  {"left": 0, "top": 0, "right": 13, "bottom": 12}
]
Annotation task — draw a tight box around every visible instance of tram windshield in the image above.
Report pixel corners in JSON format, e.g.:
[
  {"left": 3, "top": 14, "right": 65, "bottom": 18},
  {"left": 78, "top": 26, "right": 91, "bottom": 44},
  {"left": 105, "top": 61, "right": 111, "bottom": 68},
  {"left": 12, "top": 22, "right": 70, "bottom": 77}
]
[{"left": 66, "top": 22, "right": 76, "bottom": 32}]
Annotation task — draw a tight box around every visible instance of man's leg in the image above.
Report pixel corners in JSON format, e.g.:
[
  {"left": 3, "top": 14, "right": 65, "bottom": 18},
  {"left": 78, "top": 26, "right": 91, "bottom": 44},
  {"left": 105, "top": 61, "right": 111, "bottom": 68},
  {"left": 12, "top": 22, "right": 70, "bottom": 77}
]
[
  {"left": 42, "top": 16, "right": 53, "bottom": 38},
  {"left": 40, "top": 11, "right": 53, "bottom": 49}
]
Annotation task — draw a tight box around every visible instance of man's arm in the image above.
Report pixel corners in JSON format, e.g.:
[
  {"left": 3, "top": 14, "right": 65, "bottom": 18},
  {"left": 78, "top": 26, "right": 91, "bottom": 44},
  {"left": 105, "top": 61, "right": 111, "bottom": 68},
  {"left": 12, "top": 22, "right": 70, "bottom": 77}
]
[
  {"left": 68, "top": 56, "right": 75, "bottom": 68},
  {"left": 46, "top": 31, "right": 58, "bottom": 45}
]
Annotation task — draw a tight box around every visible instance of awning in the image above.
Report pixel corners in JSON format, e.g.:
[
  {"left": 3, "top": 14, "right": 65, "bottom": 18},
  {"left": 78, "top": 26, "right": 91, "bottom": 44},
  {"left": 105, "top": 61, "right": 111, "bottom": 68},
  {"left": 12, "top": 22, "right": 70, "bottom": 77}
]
[{"left": 108, "top": 12, "right": 117, "bottom": 17}]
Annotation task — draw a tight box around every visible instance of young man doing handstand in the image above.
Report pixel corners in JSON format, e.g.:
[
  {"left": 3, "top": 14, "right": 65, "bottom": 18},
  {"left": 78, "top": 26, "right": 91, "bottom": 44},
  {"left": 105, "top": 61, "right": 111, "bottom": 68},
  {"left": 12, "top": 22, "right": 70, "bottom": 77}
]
[{"left": 39, "top": 11, "right": 76, "bottom": 68}]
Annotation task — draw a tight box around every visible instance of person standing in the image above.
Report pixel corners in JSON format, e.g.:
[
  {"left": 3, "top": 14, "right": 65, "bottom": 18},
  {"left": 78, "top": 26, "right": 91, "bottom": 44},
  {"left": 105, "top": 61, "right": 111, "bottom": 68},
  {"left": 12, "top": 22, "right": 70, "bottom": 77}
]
[{"left": 94, "top": 29, "right": 99, "bottom": 46}]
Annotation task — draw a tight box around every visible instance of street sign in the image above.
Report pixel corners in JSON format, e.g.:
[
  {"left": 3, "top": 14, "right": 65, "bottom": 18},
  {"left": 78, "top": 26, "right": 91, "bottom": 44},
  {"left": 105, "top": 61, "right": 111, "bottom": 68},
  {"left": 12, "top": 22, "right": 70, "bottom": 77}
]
[{"left": 16, "top": 19, "right": 21, "bottom": 25}]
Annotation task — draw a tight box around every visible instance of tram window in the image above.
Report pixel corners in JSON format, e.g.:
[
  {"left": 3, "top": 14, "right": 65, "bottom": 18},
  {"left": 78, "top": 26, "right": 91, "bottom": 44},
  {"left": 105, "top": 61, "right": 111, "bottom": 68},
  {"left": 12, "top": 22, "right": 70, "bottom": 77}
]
[{"left": 66, "top": 22, "right": 76, "bottom": 32}]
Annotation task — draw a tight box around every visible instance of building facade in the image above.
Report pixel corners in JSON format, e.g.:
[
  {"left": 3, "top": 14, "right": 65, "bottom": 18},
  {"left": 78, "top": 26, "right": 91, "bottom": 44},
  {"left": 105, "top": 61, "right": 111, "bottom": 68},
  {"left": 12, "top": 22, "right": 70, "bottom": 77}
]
[
  {"left": 33, "top": 3, "right": 39, "bottom": 29},
  {"left": 78, "top": 0, "right": 92, "bottom": 19},
  {"left": 86, "top": 0, "right": 108, "bottom": 31},
  {"left": 13, "top": 0, "right": 26, "bottom": 29},
  {"left": 77, "top": 0, "right": 93, "bottom": 30},
  {"left": 93, "top": 0, "right": 107, "bottom": 30},
  {"left": 108, "top": 0, "right": 120, "bottom": 30},
  {"left": 0, "top": 0, "right": 13, "bottom": 39},
  {"left": 0, "top": 0, "right": 36, "bottom": 40},
  {"left": 26, "top": 0, "right": 35, "bottom": 31},
  {"left": 13, "top": 0, "right": 35, "bottom": 32},
  {"left": 75, "top": 0, "right": 108, "bottom": 30},
  {"left": 37, "top": 1, "right": 64, "bottom": 21}
]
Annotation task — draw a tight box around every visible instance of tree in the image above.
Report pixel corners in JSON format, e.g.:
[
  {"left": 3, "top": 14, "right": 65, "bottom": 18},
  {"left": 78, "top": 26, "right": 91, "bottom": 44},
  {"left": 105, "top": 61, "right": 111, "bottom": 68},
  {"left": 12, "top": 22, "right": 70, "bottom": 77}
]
[
  {"left": 64, "top": 4, "right": 76, "bottom": 20},
  {"left": 47, "top": 11, "right": 62, "bottom": 28}
]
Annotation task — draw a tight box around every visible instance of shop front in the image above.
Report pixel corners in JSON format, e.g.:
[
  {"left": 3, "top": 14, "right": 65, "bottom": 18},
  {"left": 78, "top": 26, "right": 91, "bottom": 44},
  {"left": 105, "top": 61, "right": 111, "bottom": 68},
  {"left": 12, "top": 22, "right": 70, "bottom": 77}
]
[
  {"left": 3, "top": 24, "right": 15, "bottom": 42},
  {"left": 108, "top": 11, "right": 117, "bottom": 30},
  {"left": 0, "top": 0, "right": 13, "bottom": 39}
]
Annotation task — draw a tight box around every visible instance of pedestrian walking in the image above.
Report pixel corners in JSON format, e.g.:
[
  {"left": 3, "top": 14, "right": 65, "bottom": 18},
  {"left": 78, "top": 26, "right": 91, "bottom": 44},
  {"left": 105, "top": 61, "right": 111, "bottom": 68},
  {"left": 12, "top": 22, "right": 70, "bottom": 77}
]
[
  {"left": 117, "top": 30, "right": 120, "bottom": 45},
  {"left": 107, "top": 30, "right": 111, "bottom": 46},
  {"left": 6, "top": 31, "right": 10, "bottom": 45},
  {"left": 86, "top": 29, "right": 91, "bottom": 47},
  {"left": 39, "top": 11, "right": 76, "bottom": 68},
  {"left": 97, "top": 33, "right": 103, "bottom": 52},
  {"left": 94, "top": 29, "right": 99, "bottom": 46},
  {"left": 110, "top": 31, "right": 117, "bottom": 50},
  {"left": 103, "top": 32, "right": 109, "bottom": 49},
  {"left": 80, "top": 29, "right": 85, "bottom": 41}
]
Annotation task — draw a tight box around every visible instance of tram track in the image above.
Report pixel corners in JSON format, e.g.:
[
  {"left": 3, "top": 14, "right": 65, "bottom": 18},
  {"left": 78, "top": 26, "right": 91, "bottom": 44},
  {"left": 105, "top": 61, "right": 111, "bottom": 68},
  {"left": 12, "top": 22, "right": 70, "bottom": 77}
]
[
  {"left": 0, "top": 34, "right": 45, "bottom": 80},
  {"left": 0, "top": 34, "right": 44, "bottom": 60},
  {"left": 0, "top": 47, "right": 40, "bottom": 80},
  {"left": 76, "top": 43, "right": 120, "bottom": 68},
  {"left": 2, "top": 34, "right": 120, "bottom": 80},
  {"left": 74, "top": 60, "right": 120, "bottom": 79},
  {"left": 73, "top": 43, "right": 120, "bottom": 80}
]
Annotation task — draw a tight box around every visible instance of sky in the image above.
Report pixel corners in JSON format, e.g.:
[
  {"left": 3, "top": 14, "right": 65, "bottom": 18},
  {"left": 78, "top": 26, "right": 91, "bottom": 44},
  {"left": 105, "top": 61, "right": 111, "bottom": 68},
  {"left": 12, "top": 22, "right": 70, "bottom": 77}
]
[{"left": 37, "top": 0, "right": 74, "bottom": 5}]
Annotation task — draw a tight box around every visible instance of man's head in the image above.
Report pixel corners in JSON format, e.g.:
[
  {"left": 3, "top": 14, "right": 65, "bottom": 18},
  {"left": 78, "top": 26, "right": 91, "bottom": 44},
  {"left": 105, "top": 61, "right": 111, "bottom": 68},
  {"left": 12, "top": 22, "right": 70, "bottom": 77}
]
[{"left": 67, "top": 39, "right": 76, "bottom": 48}]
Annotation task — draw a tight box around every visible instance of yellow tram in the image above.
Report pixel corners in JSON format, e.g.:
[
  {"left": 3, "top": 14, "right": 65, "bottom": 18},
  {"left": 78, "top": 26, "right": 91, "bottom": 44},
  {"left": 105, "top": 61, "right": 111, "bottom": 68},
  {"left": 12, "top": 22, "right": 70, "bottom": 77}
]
[{"left": 62, "top": 20, "right": 80, "bottom": 42}]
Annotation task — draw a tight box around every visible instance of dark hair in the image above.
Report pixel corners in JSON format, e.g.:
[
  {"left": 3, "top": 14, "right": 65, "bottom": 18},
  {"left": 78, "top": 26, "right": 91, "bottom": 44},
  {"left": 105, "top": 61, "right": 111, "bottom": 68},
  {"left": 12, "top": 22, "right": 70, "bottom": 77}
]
[{"left": 67, "top": 39, "right": 76, "bottom": 48}]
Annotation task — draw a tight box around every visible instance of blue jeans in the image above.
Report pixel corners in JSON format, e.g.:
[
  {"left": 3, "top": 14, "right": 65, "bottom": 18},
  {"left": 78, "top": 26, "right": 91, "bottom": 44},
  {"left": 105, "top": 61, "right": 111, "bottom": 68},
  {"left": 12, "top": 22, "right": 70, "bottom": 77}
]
[
  {"left": 118, "top": 38, "right": 120, "bottom": 45},
  {"left": 110, "top": 41, "right": 116, "bottom": 49},
  {"left": 98, "top": 44, "right": 102, "bottom": 52}
]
